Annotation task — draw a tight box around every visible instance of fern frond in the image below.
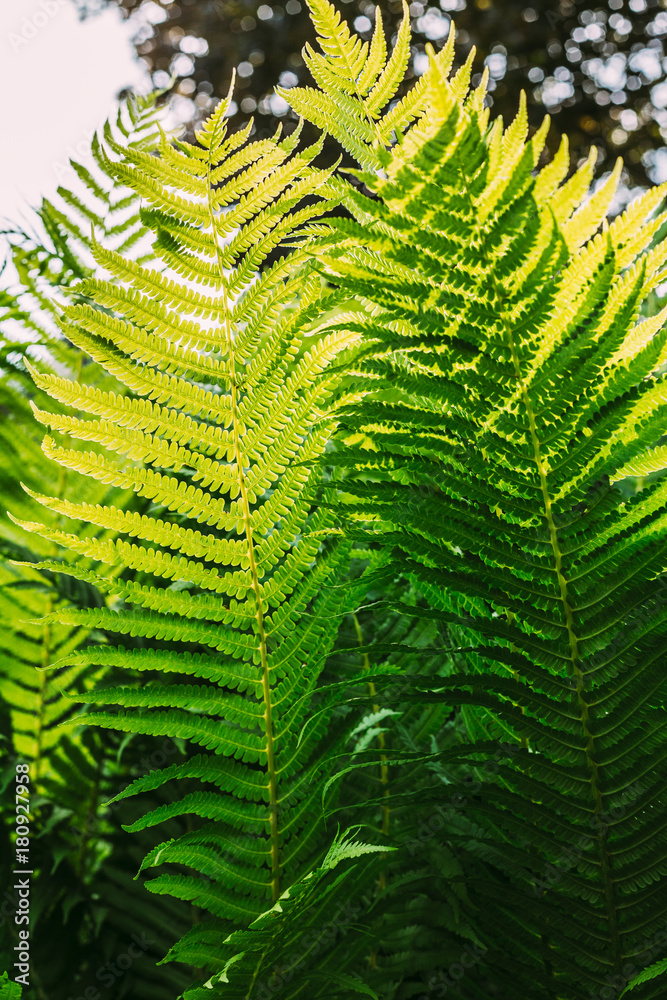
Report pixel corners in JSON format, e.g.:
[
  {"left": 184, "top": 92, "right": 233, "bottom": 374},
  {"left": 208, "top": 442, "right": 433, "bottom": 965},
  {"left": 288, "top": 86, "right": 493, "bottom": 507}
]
[
  {"left": 283, "top": 0, "right": 461, "bottom": 170},
  {"left": 169, "top": 830, "right": 390, "bottom": 998},
  {"left": 309, "top": 52, "right": 667, "bottom": 999},
  {"left": 16, "top": 79, "right": 389, "bottom": 994}
]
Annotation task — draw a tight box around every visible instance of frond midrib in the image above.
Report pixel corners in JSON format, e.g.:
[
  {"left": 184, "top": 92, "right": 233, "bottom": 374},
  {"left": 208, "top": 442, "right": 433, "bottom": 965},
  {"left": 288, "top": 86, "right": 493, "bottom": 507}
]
[
  {"left": 205, "top": 148, "right": 281, "bottom": 904},
  {"left": 489, "top": 256, "right": 624, "bottom": 976}
]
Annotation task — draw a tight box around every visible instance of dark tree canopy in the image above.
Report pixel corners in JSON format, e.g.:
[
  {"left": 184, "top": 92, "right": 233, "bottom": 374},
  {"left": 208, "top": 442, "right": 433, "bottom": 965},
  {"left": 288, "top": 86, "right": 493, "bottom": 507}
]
[{"left": 77, "top": 0, "right": 667, "bottom": 187}]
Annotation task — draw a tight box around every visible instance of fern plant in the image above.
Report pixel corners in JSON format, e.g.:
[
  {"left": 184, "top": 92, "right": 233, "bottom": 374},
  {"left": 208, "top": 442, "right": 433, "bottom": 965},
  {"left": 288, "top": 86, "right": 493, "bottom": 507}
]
[
  {"left": 9, "top": 78, "right": 414, "bottom": 995},
  {"left": 0, "top": 972, "right": 21, "bottom": 1000},
  {"left": 7, "top": 3, "right": 667, "bottom": 998},
  {"left": 287, "top": 14, "right": 667, "bottom": 999}
]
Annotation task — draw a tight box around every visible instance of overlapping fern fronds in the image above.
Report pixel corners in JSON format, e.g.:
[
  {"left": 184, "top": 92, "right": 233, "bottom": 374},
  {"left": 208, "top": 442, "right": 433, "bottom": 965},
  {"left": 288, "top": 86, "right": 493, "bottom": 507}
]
[
  {"left": 279, "top": 0, "right": 462, "bottom": 170},
  {"left": 4, "top": 91, "right": 163, "bottom": 294},
  {"left": 7, "top": 1, "right": 667, "bottom": 997},
  {"left": 0, "top": 711, "right": 195, "bottom": 1000},
  {"left": 0, "top": 93, "right": 160, "bottom": 548},
  {"left": 295, "top": 30, "right": 667, "bottom": 999},
  {"left": 0, "top": 91, "right": 166, "bottom": 569},
  {"left": 320, "top": 587, "right": 486, "bottom": 997},
  {"left": 13, "top": 82, "right": 405, "bottom": 992},
  {"left": 1, "top": 92, "right": 164, "bottom": 390},
  {"left": 179, "top": 829, "right": 391, "bottom": 1000}
]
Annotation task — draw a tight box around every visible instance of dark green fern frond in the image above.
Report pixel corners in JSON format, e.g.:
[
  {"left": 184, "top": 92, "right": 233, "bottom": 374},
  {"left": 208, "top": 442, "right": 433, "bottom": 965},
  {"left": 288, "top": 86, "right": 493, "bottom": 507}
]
[
  {"left": 301, "top": 38, "right": 667, "bottom": 1000},
  {"left": 0, "top": 561, "right": 105, "bottom": 788},
  {"left": 8, "top": 1, "right": 667, "bottom": 996},
  {"left": 0, "top": 717, "right": 195, "bottom": 1000},
  {"left": 319, "top": 584, "right": 484, "bottom": 996},
  {"left": 172, "top": 829, "right": 390, "bottom": 1000}
]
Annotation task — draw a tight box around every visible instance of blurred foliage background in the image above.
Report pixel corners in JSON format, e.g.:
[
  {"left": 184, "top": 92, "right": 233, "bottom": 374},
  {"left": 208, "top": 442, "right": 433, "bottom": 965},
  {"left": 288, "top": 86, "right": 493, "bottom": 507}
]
[{"left": 72, "top": 0, "right": 667, "bottom": 189}]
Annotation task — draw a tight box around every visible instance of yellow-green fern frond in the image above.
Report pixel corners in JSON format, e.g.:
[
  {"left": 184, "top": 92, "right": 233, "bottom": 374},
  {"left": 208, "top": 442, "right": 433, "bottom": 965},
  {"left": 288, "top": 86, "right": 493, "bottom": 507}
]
[
  {"left": 283, "top": 0, "right": 463, "bottom": 169},
  {"left": 16, "top": 82, "right": 389, "bottom": 993}
]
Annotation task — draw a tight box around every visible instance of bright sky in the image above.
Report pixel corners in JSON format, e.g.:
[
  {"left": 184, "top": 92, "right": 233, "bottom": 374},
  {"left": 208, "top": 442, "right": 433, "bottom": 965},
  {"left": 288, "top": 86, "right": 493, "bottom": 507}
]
[{"left": 0, "top": 0, "right": 148, "bottom": 227}]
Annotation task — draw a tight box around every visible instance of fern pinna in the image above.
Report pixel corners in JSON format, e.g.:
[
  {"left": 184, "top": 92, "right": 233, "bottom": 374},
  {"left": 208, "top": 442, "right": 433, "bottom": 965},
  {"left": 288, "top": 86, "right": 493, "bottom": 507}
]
[
  {"left": 11, "top": 85, "right": 390, "bottom": 991},
  {"left": 288, "top": 16, "right": 667, "bottom": 1000}
]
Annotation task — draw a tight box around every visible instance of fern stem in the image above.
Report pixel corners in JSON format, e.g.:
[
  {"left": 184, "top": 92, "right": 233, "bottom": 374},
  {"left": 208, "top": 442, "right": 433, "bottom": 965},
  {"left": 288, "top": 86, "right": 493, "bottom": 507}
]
[
  {"left": 76, "top": 755, "right": 100, "bottom": 880},
  {"left": 329, "top": 16, "right": 384, "bottom": 152},
  {"left": 353, "top": 612, "right": 388, "bottom": 972},
  {"left": 352, "top": 612, "right": 390, "bottom": 841},
  {"left": 33, "top": 594, "right": 53, "bottom": 787},
  {"left": 498, "top": 277, "right": 622, "bottom": 977},
  {"left": 206, "top": 157, "right": 281, "bottom": 902}
]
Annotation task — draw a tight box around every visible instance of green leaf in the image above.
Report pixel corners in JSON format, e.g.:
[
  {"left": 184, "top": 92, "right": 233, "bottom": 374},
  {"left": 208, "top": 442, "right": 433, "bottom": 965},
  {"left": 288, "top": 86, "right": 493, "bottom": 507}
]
[{"left": 621, "top": 958, "right": 667, "bottom": 995}]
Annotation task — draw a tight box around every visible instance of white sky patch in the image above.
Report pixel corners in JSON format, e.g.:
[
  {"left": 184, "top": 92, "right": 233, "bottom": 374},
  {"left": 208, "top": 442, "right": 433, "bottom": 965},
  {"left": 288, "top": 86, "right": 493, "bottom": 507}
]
[
  {"left": 0, "top": 0, "right": 148, "bottom": 228},
  {"left": 644, "top": 147, "right": 667, "bottom": 184},
  {"left": 628, "top": 46, "right": 663, "bottom": 82},
  {"left": 586, "top": 53, "right": 627, "bottom": 92}
]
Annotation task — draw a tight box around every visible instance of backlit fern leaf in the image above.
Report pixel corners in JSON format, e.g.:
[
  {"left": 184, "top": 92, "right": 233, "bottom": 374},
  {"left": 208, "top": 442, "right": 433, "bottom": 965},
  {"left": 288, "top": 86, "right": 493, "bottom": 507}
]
[
  {"left": 280, "top": 0, "right": 457, "bottom": 169},
  {"left": 7, "top": 2, "right": 667, "bottom": 996},
  {"left": 0, "top": 93, "right": 171, "bottom": 801},
  {"left": 0, "top": 561, "right": 103, "bottom": 785},
  {"left": 0, "top": 973, "right": 21, "bottom": 999},
  {"left": 17, "top": 84, "right": 390, "bottom": 991},
  {"left": 174, "top": 830, "right": 390, "bottom": 1000}
]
